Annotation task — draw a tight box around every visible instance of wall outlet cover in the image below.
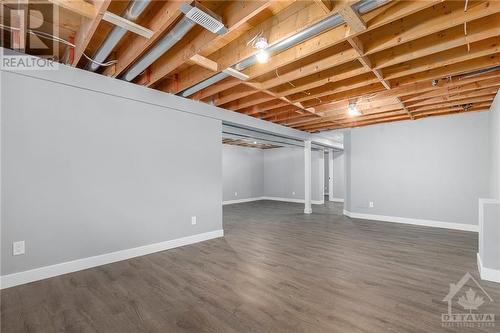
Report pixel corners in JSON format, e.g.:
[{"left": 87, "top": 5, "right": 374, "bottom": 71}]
[
  {"left": 369, "top": 201, "right": 374, "bottom": 208},
  {"left": 234, "top": 192, "right": 238, "bottom": 197},
  {"left": 191, "top": 216, "right": 197, "bottom": 225},
  {"left": 13, "top": 240, "right": 25, "bottom": 255}
]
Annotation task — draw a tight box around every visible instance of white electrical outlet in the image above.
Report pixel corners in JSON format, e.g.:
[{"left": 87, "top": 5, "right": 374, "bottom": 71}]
[
  {"left": 292, "top": 191, "right": 296, "bottom": 195},
  {"left": 191, "top": 216, "right": 197, "bottom": 225},
  {"left": 369, "top": 201, "right": 374, "bottom": 208},
  {"left": 234, "top": 192, "right": 238, "bottom": 197},
  {"left": 13, "top": 240, "right": 25, "bottom": 255}
]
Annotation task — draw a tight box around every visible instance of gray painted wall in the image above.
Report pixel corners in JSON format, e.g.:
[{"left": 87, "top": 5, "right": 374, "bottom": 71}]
[
  {"left": 263, "top": 147, "right": 323, "bottom": 202},
  {"left": 222, "top": 145, "right": 263, "bottom": 201},
  {"left": 332, "top": 151, "right": 345, "bottom": 200},
  {"left": 481, "top": 201, "right": 500, "bottom": 270},
  {"left": 324, "top": 153, "right": 329, "bottom": 194},
  {"left": 489, "top": 93, "right": 500, "bottom": 200},
  {"left": 1, "top": 70, "right": 223, "bottom": 275},
  {"left": 480, "top": 92, "right": 500, "bottom": 273},
  {"left": 345, "top": 112, "right": 489, "bottom": 226}
]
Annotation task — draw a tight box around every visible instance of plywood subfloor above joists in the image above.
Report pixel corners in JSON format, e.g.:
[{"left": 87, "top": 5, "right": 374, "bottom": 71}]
[{"left": 6, "top": 0, "right": 500, "bottom": 131}]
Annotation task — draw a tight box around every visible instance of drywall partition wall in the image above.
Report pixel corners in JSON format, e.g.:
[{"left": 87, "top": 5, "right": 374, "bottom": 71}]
[
  {"left": 332, "top": 151, "right": 345, "bottom": 201},
  {"left": 263, "top": 147, "right": 323, "bottom": 203},
  {"left": 0, "top": 49, "right": 342, "bottom": 151},
  {"left": 324, "top": 153, "right": 329, "bottom": 195},
  {"left": 222, "top": 145, "right": 264, "bottom": 203},
  {"left": 344, "top": 131, "right": 352, "bottom": 212},
  {"left": 477, "top": 92, "right": 500, "bottom": 283},
  {"left": 489, "top": 92, "right": 500, "bottom": 199},
  {"left": 1, "top": 69, "right": 223, "bottom": 284},
  {"left": 344, "top": 112, "right": 489, "bottom": 231}
]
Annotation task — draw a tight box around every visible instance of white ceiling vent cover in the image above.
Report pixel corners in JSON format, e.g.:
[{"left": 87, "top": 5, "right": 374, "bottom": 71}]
[{"left": 181, "top": 3, "right": 228, "bottom": 35}]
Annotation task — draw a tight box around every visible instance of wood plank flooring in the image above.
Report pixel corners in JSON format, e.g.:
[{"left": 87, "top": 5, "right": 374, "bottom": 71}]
[{"left": 1, "top": 200, "right": 499, "bottom": 332}]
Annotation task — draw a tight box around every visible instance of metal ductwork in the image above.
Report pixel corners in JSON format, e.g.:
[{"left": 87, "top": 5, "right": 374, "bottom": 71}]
[
  {"left": 121, "top": 16, "right": 196, "bottom": 81},
  {"left": 121, "top": 3, "right": 227, "bottom": 82},
  {"left": 87, "top": 0, "right": 150, "bottom": 71},
  {"left": 178, "top": 0, "right": 390, "bottom": 98}
]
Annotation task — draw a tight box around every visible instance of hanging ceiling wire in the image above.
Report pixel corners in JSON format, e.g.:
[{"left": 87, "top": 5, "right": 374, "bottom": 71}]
[{"left": 0, "top": 24, "right": 116, "bottom": 67}]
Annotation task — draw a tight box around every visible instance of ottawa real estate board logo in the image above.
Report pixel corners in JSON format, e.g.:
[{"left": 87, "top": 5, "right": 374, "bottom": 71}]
[
  {"left": 442, "top": 272, "right": 495, "bottom": 328},
  {"left": 1, "top": 1, "right": 59, "bottom": 70}
]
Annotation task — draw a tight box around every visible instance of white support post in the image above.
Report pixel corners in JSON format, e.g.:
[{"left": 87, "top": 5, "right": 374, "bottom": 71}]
[
  {"left": 304, "top": 140, "right": 312, "bottom": 214},
  {"left": 328, "top": 149, "right": 334, "bottom": 201}
]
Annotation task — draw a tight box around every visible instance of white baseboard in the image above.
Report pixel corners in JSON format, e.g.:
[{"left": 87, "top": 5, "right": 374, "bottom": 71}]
[
  {"left": 329, "top": 197, "right": 344, "bottom": 203},
  {"left": 223, "top": 197, "right": 263, "bottom": 205},
  {"left": 0, "top": 229, "right": 224, "bottom": 290},
  {"left": 343, "top": 210, "right": 478, "bottom": 232},
  {"left": 477, "top": 253, "right": 500, "bottom": 283},
  {"left": 262, "top": 196, "right": 324, "bottom": 205}
]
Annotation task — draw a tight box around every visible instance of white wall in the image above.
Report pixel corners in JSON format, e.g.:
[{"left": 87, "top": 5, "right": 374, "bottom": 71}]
[
  {"left": 263, "top": 147, "right": 323, "bottom": 203},
  {"left": 344, "top": 112, "right": 489, "bottom": 228},
  {"left": 324, "top": 153, "right": 329, "bottom": 195},
  {"left": 223, "top": 145, "right": 263, "bottom": 202},
  {"left": 489, "top": 93, "right": 500, "bottom": 199},
  {"left": 222, "top": 146, "right": 324, "bottom": 204},
  {"left": 478, "top": 92, "right": 500, "bottom": 281},
  {"left": 332, "top": 151, "right": 345, "bottom": 201},
  {"left": 1, "top": 70, "right": 223, "bottom": 277}
]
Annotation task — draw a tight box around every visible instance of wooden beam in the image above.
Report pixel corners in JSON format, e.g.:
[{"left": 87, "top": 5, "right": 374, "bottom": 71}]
[
  {"left": 314, "top": 0, "right": 333, "bottom": 13},
  {"left": 274, "top": 64, "right": 369, "bottom": 97},
  {"left": 391, "top": 54, "right": 500, "bottom": 87},
  {"left": 338, "top": 4, "right": 366, "bottom": 33},
  {"left": 102, "top": 0, "right": 190, "bottom": 76},
  {"left": 159, "top": 0, "right": 438, "bottom": 97},
  {"left": 48, "top": 0, "right": 96, "bottom": 19},
  {"left": 371, "top": 14, "right": 500, "bottom": 70},
  {"left": 361, "top": 0, "right": 500, "bottom": 56},
  {"left": 223, "top": 92, "right": 276, "bottom": 111},
  {"left": 188, "top": 54, "right": 219, "bottom": 72},
  {"left": 289, "top": 73, "right": 380, "bottom": 103},
  {"left": 144, "top": 0, "right": 275, "bottom": 87},
  {"left": 71, "top": 0, "right": 111, "bottom": 66},
  {"left": 383, "top": 37, "right": 500, "bottom": 81},
  {"left": 194, "top": 77, "right": 241, "bottom": 101},
  {"left": 102, "top": 11, "right": 153, "bottom": 39}
]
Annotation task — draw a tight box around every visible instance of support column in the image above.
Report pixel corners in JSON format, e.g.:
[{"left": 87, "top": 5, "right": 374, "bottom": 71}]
[
  {"left": 328, "top": 149, "right": 334, "bottom": 201},
  {"left": 304, "top": 140, "right": 312, "bottom": 214}
]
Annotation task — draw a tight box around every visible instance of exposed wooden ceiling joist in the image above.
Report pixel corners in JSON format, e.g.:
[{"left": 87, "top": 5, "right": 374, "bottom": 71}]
[{"left": 8, "top": 0, "right": 500, "bottom": 132}]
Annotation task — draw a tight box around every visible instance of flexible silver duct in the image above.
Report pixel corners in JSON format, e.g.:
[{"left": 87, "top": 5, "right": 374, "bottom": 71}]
[
  {"left": 121, "top": 16, "right": 196, "bottom": 81},
  {"left": 178, "top": 0, "right": 390, "bottom": 98},
  {"left": 86, "top": 0, "right": 150, "bottom": 71},
  {"left": 121, "top": 3, "right": 228, "bottom": 82}
]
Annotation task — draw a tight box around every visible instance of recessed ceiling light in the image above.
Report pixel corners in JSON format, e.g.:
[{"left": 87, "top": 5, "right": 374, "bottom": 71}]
[
  {"left": 253, "top": 141, "right": 258, "bottom": 144},
  {"left": 348, "top": 103, "right": 361, "bottom": 116},
  {"left": 256, "top": 49, "right": 269, "bottom": 63}
]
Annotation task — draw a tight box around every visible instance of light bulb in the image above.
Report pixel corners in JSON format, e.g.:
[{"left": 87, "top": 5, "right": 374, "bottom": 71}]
[
  {"left": 256, "top": 49, "right": 269, "bottom": 63},
  {"left": 348, "top": 103, "right": 361, "bottom": 116}
]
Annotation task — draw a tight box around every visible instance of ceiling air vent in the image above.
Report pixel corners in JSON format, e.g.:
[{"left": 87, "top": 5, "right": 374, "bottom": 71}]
[{"left": 180, "top": 3, "right": 227, "bottom": 35}]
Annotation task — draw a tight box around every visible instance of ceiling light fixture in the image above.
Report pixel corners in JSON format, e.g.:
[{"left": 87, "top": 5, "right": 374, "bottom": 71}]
[
  {"left": 254, "top": 36, "right": 268, "bottom": 49},
  {"left": 348, "top": 103, "right": 361, "bottom": 116},
  {"left": 256, "top": 49, "right": 269, "bottom": 63},
  {"left": 253, "top": 36, "right": 269, "bottom": 64}
]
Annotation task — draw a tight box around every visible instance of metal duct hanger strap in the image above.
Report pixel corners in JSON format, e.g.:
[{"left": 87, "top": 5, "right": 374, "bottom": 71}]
[{"left": 86, "top": 0, "right": 151, "bottom": 71}]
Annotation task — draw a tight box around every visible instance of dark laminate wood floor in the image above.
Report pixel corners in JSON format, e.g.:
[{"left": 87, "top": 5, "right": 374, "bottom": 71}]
[{"left": 2, "top": 200, "right": 499, "bottom": 332}]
